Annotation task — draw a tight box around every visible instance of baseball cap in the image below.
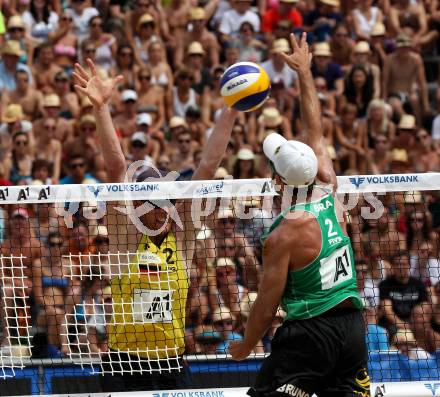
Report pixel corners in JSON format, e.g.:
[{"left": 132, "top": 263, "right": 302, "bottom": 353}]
[
  {"left": 263, "top": 133, "right": 318, "bottom": 187},
  {"left": 121, "top": 90, "right": 138, "bottom": 102},
  {"left": 131, "top": 131, "right": 148, "bottom": 144},
  {"left": 136, "top": 113, "right": 152, "bottom": 126}
]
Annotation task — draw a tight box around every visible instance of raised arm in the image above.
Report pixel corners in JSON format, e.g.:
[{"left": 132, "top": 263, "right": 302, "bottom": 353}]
[
  {"left": 280, "top": 33, "right": 336, "bottom": 187},
  {"left": 73, "top": 60, "right": 125, "bottom": 182},
  {"left": 191, "top": 106, "right": 238, "bottom": 181}
]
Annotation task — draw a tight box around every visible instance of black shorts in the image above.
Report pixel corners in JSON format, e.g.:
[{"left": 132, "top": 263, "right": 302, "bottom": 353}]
[
  {"left": 100, "top": 350, "right": 191, "bottom": 392},
  {"left": 249, "top": 308, "right": 370, "bottom": 397}
]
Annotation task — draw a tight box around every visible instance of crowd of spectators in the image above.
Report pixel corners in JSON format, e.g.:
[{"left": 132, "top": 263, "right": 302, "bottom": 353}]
[{"left": 0, "top": 0, "right": 438, "bottom": 364}]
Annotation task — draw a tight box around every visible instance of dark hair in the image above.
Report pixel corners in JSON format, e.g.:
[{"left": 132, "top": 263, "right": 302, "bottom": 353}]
[
  {"left": 406, "top": 211, "right": 430, "bottom": 249},
  {"left": 391, "top": 250, "right": 410, "bottom": 264},
  {"left": 332, "top": 22, "right": 349, "bottom": 35},
  {"left": 343, "top": 65, "right": 373, "bottom": 115},
  {"left": 11, "top": 132, "right": 28, "bottom": 172},
  {"left": 88, "top": 15, "right": 102, "bottom": 27},
  {"left": 47, "top": 231, "right": 62, "bottom": 241},
  {"left": 32, "top": 159, "right": 53, "bottom": 177},
  {"left": 117, "top": 44, "right": 135, "bottom": 68},
  {"left": 232, "top": 158, "right": 255, "bottom": 179},
  {"left": 30, "top": 0, "right": 51, "bottom": 24}
]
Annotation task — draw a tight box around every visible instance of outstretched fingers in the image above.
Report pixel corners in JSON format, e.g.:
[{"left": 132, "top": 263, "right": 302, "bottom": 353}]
[
  {"left": 289, "top": 32, "right": 299, "bottom": 53},
  {"left": 87, "top": 58, "right": 98, "bottom": 78},
  {"left": 74, "top": 63, "right": 90, "bottom": 82},
  {"left": 72, "top": 72, "right": 87, "bottom": 88}
]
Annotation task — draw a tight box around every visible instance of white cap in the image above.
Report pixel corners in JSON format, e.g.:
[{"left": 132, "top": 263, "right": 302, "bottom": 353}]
[
  {"left": 136, "top": 112, "right": 152, "bottom": 126},
  {"left": 121, "top": 89, "right": 138, "bottom": 102},
  {"left": 131, "top": 131, "right": 148, "bottom": 144},
  {"left": 263, "top": 133, "right": 318, "bottom": 186}
]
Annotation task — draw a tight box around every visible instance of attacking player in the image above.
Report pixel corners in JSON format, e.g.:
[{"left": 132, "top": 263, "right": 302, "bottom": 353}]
[
  {"left": 73, "top": 60, "right": 238, "bottom": 392},
  {"left": 230, "top": 33, "right": 370, "bottom": 397}
]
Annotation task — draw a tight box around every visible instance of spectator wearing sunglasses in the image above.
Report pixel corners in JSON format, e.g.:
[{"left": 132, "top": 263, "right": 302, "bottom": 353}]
[
  {"left": 86, "top": 16, "right": 117, "bottom": 73},
  {"left": 68, "top": 0, "right": 99, "bottom": 41},
  {"left": 128, "top": 132, "right": 154, "bottom": 181},
  {"left": 169, "top": 130, "right": 195, "bottom": 173},
  {"left": 53, "top": 70, "right": 80, "bottom": 120},
  {"left": 4, "top": 132, "right": 33, "bottom": 185},
  {"left": 60, "top": 154, "right": 99, "bottom": 184},
  {"left": 172, "top": 67, "right": 200, "bottom": 119},
  {"left": 212, "top": 307, "right": 243, "bottom": 353}
]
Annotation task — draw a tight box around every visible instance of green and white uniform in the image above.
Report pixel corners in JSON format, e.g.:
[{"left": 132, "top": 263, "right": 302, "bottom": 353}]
[{"left": 263, "top": 189, "right": 363, "bottom": 320}]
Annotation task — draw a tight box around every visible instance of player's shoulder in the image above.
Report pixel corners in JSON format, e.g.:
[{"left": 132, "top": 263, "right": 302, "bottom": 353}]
[{"left": 266, "top": 210, "right": 313, "bottom": 247}]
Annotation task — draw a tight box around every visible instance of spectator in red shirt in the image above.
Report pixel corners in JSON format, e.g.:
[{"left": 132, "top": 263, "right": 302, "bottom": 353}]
[{"left": 262, "top": 0, "right": 303, "bottom": 40}]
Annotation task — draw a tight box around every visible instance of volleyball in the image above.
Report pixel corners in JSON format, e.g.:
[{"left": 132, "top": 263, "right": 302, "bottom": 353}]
[{"left": 220, "top": 62, "right": 271, "bottom": 112}]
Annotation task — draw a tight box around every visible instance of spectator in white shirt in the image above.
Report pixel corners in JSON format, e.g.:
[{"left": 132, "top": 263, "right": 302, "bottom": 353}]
[
  {"left": 68, "top": 0, "right": 99, "bottom": 41},
  {"left": 261, "top": 38, "right": 298, "bottom": 90},
  {"left": 219, "top": 0, "right": 260, "bottom": 43}
]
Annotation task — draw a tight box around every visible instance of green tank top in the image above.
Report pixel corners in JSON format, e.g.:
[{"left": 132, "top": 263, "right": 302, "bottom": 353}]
[{"left": 263, "top": 189, "right": 363, "bottom": 320}]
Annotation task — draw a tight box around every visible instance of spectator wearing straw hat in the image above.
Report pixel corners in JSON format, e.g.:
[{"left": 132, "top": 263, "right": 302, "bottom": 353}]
[
  {"left": 261, "top": 39, "right": 298, "bottom": 93},
  {"left": 33, "top": 93, "right": 73, "bottom": 143},
  {"left": 133, "top": 13, "right": 159, "bottom": 65},
  {"left": 382, "top": 34, "right": 430, "bottom": 120},
  {"left": 392, "top": 114, "right": 417, "bottom": 156},
  {"left": 0, "top": 40, "right": 32, "bottom": 91},
  {"left": 257, "top": 106, "right": 293, "bottom": 142},
  {"left": 6, "top": 15, "right": 31, "bottom": 64},
  {"left": 369, "top": 22, "right": 388, "bottom": 69},
  {"left": 175, "top": 7, "right": 220, "bottom": 68},
  {"left": 232, "top": 147, "right": 258, "bottom": 179},
  {"left": 389, "top": 148, "right": 412, "bottom": 173},
  {"left": 311, "top": 42, "right": 344, "bottom": 95},
  {"left": 350, "top": 41, "right": 381, "bottom": 99}
]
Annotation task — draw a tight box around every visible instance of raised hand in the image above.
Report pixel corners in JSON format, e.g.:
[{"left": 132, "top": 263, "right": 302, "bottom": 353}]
[
  {"left": 73, "top": 59, "right": 123, "bottom": 109},
  {"left": 280, "top": 32, "right": 313, "bottom": 74}
]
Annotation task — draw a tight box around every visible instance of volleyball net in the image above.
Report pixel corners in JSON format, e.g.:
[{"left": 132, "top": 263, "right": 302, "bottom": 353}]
[{"left": 0, "top": 173, "right": 439, "bottom": 396}]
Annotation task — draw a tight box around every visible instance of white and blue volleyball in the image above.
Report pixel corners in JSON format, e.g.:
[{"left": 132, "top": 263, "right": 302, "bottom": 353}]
[{"left": 220, "top": 62, "right": 271, "bottom": 112}]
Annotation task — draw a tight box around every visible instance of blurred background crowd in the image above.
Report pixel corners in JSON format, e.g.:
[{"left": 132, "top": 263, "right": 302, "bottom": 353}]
[{"left": 0, "top": 0, "right": 438, "bottom": 366}]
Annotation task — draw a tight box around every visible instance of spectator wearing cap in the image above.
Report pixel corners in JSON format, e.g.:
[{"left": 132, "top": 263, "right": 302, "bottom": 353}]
[
  {"left": 214, "top": 209, "right": 260, "bottom": 291},
  {"left": 128, "top": 131, "right": 154, "bottom": 180},
  {"left": 1, "top": 70, "right": 43, "bottom": 121},
  {"left": 219, "top": 0, "right": 261, "bottom": 43},
  {"left": 390, "top": 148, "right": 412, "bottom": 173},
  {"left": 49, "top": 10, "right": 77, "bottom": 75},
  {"left": 131, "top": 113, "right": 160, "bottom": 163},
  {"left": 172, "top": 67, "right": 200, "bottom": 120},
  {"left": 114, "top": 89, "right": 138, "bottom": 138},
  {"left": 53, "top": 70, "right": 80, "bottom": 120},
  {"left": 86, "top": 15, "right": 117, "bottom": 73},
  {"left": 175, "top": 7, "right": 220, "bottom": 68},
  {"left": 382, "top": 34, "right": 430, "bottom": 121},
  {"left": 32, "top": 42, "right": 63, "bottom": 93},
  {"left": 303, "top": 0, "right": 343, "bottom": 42},
  {"left": 34, "top": 117, "right": 62, "bottom": 183},
  {"left": 311, "top": 42, "right": 344, "bottom": 96},
  {"left": 21, "top": 0, "right": 59, "bottom": 43},
  {"left": 136, "top": 67, "right": 166, "bottom": 130},
  {"left": 34, "top": 93, "right": 73, "bottom": 142},
  {"left": 262, "top": 0, "right": 303, "bottom": 40},
  {"left": 0, "top": 40, "right": 33, "bottom": 91},
  {"left": 212, "top": 307, "right": 243, "bottom": 353},
  {"left": 351, "top": 0, "right": 383, "bottom": 40},
  {"left": 351, "top": 42, "right": 381, "bottom": 97},
  {"left": 133, "top": 13, "right": 159, "bottom": 65},
  {"left": 6, "top": 15, "right": 31, "bottom": 64},
  {"left": 339, "top": 64, "right": 374, "bottom": 118},
  {"left": 235, "top": 22, "right": 267, "bottom": 64},
  {"left": 329, "top": 23, "right": 354, "bottom": 70}
]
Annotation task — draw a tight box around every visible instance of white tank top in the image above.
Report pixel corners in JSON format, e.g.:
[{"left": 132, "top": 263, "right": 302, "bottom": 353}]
[
  {"left": 353, "top": 7, "right": 379, "bottom": 38},
  {"left": 172, "top": 87, "right": 197, "bottom": 117}
]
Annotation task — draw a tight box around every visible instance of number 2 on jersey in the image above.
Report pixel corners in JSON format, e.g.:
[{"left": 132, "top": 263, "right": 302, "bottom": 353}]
[{"left": 325, "top": 218, "right": 338, "bottom": 238}]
